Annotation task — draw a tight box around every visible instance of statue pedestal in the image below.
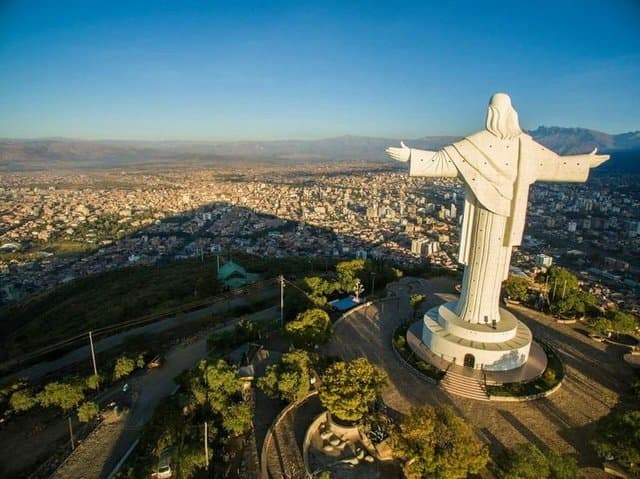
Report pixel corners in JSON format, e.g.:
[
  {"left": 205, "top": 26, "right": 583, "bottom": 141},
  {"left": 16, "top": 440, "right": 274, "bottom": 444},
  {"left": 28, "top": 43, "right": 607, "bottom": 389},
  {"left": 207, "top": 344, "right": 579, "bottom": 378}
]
[{"left": 421, "top": 302, "right": 532, "bottom": 371}]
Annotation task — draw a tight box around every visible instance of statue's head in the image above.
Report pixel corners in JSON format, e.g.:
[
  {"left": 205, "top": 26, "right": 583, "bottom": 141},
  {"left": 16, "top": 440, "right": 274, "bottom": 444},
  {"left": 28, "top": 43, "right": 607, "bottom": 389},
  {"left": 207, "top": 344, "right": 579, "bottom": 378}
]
[{"left": 486, "top": 93, "right": 522, "bottom": 139}]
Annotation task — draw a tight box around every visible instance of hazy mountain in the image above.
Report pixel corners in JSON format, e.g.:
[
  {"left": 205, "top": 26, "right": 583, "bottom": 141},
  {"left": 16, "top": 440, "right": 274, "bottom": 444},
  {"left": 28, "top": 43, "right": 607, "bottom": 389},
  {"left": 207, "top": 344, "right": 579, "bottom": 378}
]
[
  {"left": 1, "top": 127, "right": 638, "bottom": 171},
  {"left": 528, "top": 126, "right": 640, "bottom": 154}
]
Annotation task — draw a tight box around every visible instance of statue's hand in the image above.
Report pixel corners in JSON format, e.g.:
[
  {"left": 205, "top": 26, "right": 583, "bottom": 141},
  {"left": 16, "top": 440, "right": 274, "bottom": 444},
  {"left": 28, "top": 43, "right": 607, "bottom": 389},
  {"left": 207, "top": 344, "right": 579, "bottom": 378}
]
[
  {"left": 386, "top": 141, "right": 411, "bottom": 162},
  {"left": 588, "top": 148, "right": 609, "bottom": 168}
]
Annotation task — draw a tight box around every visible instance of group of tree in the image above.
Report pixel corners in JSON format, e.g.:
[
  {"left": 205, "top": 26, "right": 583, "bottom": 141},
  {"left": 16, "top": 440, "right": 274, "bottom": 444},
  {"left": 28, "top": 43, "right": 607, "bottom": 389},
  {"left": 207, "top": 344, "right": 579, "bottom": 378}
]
[
  {"left": 258, "top": 349, "right": 314, "bottom": 403},
  {"left": 284, "top": 259, "right": 402, "bottom": 320},
  {"left": 591, "top": 408, "right": 640, "bottom": 475},
  {"left": 3, "top": 350, "right": 149, "bottom": 425},
  {"left": 392, "top": 405, "right": 489, "bottom": 479},
  {"left": 130, "top": 358, "right": 252, "bottom": 478},
  {"left": 497, "top": 443, "right": 580, "bottom": 479},
  {"left": 388, "top": 405, "right": 580, "bottom": 479},
  {"left": 318, "top": 357, "right": 387, "bottom": 423},
  {"left": 537, "top": 267, "right": 598, "bottom": 318},
  {"left": 181, "top": 358, "right": 252, "bottom": 436},
  {"left": 7, "top": 375, "right": 101, "bottom": 423},
  {"left": 592, "top": 310, "right": 638, "bottom": 337}
]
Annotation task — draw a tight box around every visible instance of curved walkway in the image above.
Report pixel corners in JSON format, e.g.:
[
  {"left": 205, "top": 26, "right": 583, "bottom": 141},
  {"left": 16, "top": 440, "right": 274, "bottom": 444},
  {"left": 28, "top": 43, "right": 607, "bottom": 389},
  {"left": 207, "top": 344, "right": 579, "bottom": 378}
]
[
  {"left": 262, "top": 394, "right": 323, "bottom": 479},
  {"left": 323, "top": 277, "right": 629, "bottom": 479}
]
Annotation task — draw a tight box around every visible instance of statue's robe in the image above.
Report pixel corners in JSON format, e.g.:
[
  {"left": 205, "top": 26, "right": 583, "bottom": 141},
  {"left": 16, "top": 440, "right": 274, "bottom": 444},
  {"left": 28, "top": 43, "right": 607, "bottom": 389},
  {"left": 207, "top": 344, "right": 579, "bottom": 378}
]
[
  {"left": 410, "top": 130, "right": 594, "bottom": 275},
  {"left": 408, "top": 130, "right": 594, "bottom": 324}
]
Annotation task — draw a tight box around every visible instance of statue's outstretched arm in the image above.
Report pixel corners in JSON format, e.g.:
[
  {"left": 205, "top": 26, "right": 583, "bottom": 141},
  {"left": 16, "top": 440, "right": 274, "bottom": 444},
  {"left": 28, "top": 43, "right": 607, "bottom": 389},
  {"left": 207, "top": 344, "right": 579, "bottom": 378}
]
[
  {"left": 386, "top": 142, "right": 458, "bottom": 178},
  {"left": 536, "top": 145, "right": 609, "bottom": 183}
]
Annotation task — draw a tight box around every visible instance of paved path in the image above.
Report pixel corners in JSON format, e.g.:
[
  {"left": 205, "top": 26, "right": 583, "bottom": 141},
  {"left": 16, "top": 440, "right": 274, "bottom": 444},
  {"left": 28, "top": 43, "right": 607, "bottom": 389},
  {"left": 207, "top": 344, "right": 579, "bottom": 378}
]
[
  {"left": 323, "top": 277, "right": 631, "bottom": 479},
  {"left": 263, "top": 395, "right": 323, "bottom": 479}
]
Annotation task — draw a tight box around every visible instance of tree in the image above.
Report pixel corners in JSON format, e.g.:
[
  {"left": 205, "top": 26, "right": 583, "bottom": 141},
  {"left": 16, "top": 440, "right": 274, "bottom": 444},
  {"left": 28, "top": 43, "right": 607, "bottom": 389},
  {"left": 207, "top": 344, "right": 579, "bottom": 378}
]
[
  {"left": 37, "top": 381, "right": 85, "bottom": 412},
  {"left": 392, "top": 405, "right": 488, "bottom": 479},
  {"left": 607, "top": 310, "right": 638, "bottom": 336},
  {"left": 184, "top": 359, "right": 243, "bottom": 414},
  {"left": 591, "top": 409, "right": 640, "bottom": 473},
  {"left": 303, "top": 276, "right": 336, "bottom": 307},
  {"left": 77, "top": 401, "right": 99, "bottom": 422},
  {"left": 335, "top": 259, "right": 366, "bottom": 293},
  {"left": 592, "top": 317, "right": 614, "bottom": 336},
  {"left": 546, "top": 450, "right": 580, "bottom": 479},
  {"left": 498, "top": 444, "right": 580, "bottom": 479},
  {"left": 9, "top": 389, "right": 36, "bottom": 412},
  {"left": 136, "top": 353, "right": 146, "bottom": 369},
  {"left": 285, "top": 309, "right": 332, "bottom": 348},
  {"left": 542, "top": 267, "right": 595, "bottom": 318},
  {"left": 319, "top": 357, "right": 387, "bottom": 423},
  {"left": 258, "top": 349, "right": 313, "bottom": 402},
  {"left": 113, "top": 355, "right": 136, "bottom": 381},
  {"left": 498, "top": 443, "right": 549, "bottom": 479},
  {"left": 203, "top": 359, "right": 243, "bottom": 412},
  {"left": 85, "top": 374, "right": 102, "bottom": 390},
  {"left": 503, "top": 275, "right": 529, "bottom": 302},
  {"left": 222, "top": 402, "right": 252, "bottom": 435}
]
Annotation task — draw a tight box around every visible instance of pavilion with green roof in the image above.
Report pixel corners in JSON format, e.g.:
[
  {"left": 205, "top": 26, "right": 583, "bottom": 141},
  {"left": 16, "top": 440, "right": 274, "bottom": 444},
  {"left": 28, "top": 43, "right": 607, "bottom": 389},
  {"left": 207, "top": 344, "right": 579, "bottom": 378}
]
[{"left": 217, "top": 260, "right": 259, "bottom": 288}]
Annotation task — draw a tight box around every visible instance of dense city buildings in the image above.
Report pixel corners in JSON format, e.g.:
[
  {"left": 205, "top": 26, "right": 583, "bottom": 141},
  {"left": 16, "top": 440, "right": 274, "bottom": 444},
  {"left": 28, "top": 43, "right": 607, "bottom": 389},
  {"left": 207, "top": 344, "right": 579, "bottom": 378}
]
[{"left": 1, "top": 165, "right": 639, "bottom": 312}]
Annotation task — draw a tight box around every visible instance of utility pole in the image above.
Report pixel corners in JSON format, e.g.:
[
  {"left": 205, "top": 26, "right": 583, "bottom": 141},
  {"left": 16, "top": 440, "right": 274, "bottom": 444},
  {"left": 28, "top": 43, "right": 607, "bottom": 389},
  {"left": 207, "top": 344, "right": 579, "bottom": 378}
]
[
  {"left": 204, "top": 421, "right": 209, "bottom": 468},
  {"left": 68, "top": 417, "right": 75, "bottom": 450},
  {"left": 561, "top": 280, "right": 568, "bottom": 300},
  {"left": 552, "top": 278, "right": 558, "bottom": 300},
  {"left": 370, "top": 272, "right": 376, "bottom": 297},
  {"left": 89, "top": 331, "right": 98, "bottom": 383},
  {"left": 279, "top": 275, "right": 285, "bottom": 327}
]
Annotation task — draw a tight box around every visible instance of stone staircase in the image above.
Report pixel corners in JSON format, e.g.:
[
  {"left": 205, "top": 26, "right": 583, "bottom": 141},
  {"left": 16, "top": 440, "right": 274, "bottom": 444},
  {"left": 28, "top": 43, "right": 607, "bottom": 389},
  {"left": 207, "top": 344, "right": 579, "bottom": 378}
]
[{"left": 440, "top": 369, "right": 490, "bottom": 401}]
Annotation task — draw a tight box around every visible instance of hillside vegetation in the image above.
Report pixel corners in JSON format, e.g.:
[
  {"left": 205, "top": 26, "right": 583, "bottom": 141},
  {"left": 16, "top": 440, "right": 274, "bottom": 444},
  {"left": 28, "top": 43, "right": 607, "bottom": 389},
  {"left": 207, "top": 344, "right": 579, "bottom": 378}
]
[{"left": 0, "top": 259, "right": 220, "bottom": 360}]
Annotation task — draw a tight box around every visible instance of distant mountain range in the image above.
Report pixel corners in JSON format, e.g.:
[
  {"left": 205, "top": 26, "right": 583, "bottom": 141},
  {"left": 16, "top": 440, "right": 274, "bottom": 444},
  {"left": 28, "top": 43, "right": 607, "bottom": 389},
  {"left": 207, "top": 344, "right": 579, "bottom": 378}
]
[{"left": 1, "top": 126, "right": 638, "bottom": 172}]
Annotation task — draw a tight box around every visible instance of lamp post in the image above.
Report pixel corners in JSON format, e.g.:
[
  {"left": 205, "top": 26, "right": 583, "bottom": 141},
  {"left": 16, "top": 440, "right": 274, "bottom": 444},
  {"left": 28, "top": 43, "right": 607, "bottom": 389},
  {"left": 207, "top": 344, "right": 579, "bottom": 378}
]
[
  {"left": 354, "top": 279, "right": 364, "bottom": 303},
  {"left": 370, "top": 272, "right": 376, "bottom": 296},
  {"left": 279, "top": 275, "right": 285, "bottom": 327}
]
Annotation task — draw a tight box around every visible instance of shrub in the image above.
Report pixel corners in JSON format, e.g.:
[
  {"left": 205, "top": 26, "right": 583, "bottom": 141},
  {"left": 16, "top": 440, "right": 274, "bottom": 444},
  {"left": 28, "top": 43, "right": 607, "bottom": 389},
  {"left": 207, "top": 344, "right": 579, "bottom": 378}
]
[
  {"left": 9, "top": 389, "right": 36, "bottom": 413},
  {"left": 113, "top": 356, "right": 136, "bottom": 381},
  {"left": 77, "top": 401, "right": 99, "bottom": 422}
]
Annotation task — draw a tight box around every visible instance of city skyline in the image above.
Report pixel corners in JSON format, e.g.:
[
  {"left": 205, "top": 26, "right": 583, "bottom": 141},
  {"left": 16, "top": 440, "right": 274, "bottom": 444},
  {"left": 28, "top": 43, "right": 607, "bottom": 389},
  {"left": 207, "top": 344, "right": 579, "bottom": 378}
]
[{"left": 1, "top": 0, "right": 639, "bottom": 141}]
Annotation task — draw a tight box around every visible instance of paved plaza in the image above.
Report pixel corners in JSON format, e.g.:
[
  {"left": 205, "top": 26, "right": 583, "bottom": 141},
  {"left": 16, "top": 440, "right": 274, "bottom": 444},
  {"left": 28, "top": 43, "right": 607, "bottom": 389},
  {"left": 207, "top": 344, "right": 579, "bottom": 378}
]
[{"left": 323, "top": 277, "right": 633, "bottom": 479}]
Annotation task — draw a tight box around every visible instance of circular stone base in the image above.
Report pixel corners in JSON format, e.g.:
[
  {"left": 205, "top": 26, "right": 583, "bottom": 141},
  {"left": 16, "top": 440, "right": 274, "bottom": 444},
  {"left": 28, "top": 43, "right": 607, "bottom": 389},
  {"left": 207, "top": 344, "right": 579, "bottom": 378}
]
[
  {"left": 422, "top": 304, "right": 532, "bottom": 371},
  {"left": 407, "top": 320, "right": 547, "bottom": 385}
]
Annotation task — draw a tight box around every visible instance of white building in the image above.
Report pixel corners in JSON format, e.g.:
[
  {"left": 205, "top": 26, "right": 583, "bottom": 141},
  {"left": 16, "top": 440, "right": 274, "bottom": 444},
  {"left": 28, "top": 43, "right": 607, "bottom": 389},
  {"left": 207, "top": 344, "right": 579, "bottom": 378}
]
[
  {"left": 535, "top": 254, "right": 553, "bottom": 268},
  {"left": 411, "top": 238, "right": 440, "bottom": 256}
]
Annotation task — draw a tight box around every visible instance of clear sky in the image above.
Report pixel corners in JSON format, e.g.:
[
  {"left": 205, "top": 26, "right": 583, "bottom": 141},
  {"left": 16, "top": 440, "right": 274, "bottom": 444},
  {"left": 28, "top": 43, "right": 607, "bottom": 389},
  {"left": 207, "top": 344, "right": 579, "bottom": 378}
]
[{"left": 1, "top": 0, "right": 638, "bottom": 140}]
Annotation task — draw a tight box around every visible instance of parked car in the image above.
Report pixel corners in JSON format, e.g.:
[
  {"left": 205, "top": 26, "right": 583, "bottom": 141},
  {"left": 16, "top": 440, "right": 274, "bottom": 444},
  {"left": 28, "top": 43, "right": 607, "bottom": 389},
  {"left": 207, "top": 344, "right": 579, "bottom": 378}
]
[
  {"left": 147, "top": 355, "right": 164, "bottom": 369},
  {"left": 154, "top": 447, "right": 173, "bottom": 479}
]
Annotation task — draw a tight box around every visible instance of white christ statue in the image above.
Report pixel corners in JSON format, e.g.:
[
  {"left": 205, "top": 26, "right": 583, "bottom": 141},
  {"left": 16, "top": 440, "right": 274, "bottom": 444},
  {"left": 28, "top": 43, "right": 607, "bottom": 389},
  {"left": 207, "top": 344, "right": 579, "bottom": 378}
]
[{"left": 387, "top": 93, "right": 608, "bottom": 328}]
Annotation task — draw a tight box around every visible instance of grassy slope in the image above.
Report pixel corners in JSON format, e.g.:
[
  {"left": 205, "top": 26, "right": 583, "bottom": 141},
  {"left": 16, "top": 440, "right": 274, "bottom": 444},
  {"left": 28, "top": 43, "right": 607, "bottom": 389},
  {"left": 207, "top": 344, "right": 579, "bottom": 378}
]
[{"left": 0, "top": 258, "right": 220, "bottom": 359}]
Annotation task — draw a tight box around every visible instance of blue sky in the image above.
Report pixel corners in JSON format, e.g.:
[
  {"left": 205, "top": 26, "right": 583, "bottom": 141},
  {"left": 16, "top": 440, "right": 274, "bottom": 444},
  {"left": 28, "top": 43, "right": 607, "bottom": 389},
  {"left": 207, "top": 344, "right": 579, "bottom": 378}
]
[{"left": 1, "top": 0, "right": 638, "bottom": 140}]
